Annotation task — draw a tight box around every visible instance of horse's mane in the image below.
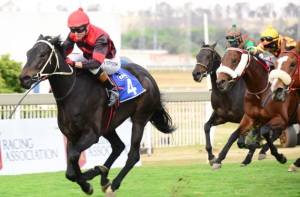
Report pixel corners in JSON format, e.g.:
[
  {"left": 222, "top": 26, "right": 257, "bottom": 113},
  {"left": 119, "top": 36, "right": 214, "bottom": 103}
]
[
  {"left": 38, "top": 35, "right": 89, "bottom": 76},
  {"left": 286, "top": 46, "right": 295, "bottom": 51},
  {"left": 254, "top": 54, "right": 267, "bottom": 66}
]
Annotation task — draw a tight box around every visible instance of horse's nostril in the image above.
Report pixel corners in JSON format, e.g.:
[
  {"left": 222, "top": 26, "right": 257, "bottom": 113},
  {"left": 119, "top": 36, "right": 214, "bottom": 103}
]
[
  {"left": 217, "top": 80, "right": 225, "bottom": 86},
  {"left": 276, "top": 88, "right": 284, "bottom": 94}
]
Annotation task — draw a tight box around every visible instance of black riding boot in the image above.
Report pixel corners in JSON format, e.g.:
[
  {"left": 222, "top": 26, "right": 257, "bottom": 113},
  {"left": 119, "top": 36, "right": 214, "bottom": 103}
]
[{"left": 98, "top": 71, "right": 119, "bottom": 107}]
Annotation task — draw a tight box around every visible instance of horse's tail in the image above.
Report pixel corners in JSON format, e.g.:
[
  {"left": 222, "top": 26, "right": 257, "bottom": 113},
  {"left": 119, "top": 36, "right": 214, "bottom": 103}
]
[{"left": 150, "top": 98, "right": 176, "bottom": 134}]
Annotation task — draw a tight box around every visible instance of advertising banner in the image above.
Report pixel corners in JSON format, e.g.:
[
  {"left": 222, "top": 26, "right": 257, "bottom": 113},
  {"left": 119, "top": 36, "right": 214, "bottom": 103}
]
[{"left": 0, "top": 118, "right": 140, "bottom": 175}]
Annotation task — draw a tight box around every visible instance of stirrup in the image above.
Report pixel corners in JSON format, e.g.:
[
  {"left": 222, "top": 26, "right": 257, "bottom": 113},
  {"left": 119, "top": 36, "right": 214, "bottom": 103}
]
[{"left": 107, "top": 90, "right": 119, "bottom": 107}]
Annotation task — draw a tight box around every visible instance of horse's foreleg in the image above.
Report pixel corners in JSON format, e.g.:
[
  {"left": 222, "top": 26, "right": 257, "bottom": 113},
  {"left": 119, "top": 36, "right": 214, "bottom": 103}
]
[
  {"left": 212, "top": 129, "right": 240, "bottom": 170},
  {"left": 240, "top": 148, "right": 256, "bottom": 166},
  {"left": 100, "top": 130, "right": 125, "bottom": 192},
  {"left": 258, "top": 129, "right": 282, "bottom": 160},
  {"left": 204, "top": 112, "right": 224, "bottom": 165},
  {"left": 67, "top": 130, "right": 99, "bottom": 195},
  {"left": 261, "top": 126, "right": 287, "bottom": 164},
  {"left": 108, "top": 123, "right": 145, "bottom": 193}
]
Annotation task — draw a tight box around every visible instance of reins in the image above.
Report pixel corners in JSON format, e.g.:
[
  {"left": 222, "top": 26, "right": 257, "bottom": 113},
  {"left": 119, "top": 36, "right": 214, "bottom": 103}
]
[
  {"left": 9, "top": 78, "right": 44, "bottom": 119},
  {"left": 231, "top": 48, "right": 270, "bottom": 99},
  {"left": 11, "top": 39, "right": 77, "bottom": 118},
  {"left": 35, "top": 39, "right": 76, "bottom": 101}
]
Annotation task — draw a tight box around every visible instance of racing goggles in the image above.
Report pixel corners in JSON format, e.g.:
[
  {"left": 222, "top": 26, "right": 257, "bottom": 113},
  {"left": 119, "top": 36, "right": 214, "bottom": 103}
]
[
  {"left": 70, "top": 25, "right": 87, "bottom": 33},
  {"left": 225, "top": 36, "right": 236, "bottom": 40},
  {"left": 260, "top": 36, "right": 278, "bottom": 42}
]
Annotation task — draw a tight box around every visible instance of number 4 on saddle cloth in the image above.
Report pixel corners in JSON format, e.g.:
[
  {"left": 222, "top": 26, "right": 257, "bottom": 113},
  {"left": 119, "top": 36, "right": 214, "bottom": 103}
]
[
  {"left": 105, "top": 68, "right": 146, "bottom": 132},
  {"left": 110, "top": 68, "right": 146, "bottom": 103}
]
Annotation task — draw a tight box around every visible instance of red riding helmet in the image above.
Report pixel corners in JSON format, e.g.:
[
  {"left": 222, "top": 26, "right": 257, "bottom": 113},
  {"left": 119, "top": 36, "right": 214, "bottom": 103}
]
[{"left": 67, "top": 7, "right": 90, "bottom": 27}]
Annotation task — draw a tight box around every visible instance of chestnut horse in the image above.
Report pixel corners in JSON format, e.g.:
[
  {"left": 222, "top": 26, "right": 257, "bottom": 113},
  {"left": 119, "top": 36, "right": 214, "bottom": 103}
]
[
  {"left": 214, "top": 43, "right": 300, "bottom": 170},
  {"left": 269, "top": 40, "right": 300, "bottom": 171},
  {"left": 19, "top": 35, "right": 176, "bottom": 196},
  {"left": 192, "top": 42, "right": 273, "bottom": 166}
]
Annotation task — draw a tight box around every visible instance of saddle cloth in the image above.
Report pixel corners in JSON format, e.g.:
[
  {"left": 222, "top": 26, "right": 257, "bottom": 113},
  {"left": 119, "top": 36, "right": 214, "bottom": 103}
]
[{"left": 110, "top": 68, "right": 146, "bottom": 103}]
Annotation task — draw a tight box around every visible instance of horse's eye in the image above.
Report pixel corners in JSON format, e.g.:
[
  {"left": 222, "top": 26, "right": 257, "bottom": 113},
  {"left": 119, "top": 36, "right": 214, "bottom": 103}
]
[
  {"left": 207, "top": 54, "right": 211, "bottom": 59},
  {"left": 290, "top": 62, "right": 296, "bottom": 68},
  {"left": 232, "top": 59, "right": 237, "bottom": 64},
  {"left": 40, "top": 53, "right": 47, "bottom": 57}
]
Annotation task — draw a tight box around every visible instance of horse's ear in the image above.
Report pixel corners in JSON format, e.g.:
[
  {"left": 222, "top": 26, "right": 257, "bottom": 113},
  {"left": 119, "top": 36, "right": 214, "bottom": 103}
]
[
  {"left": 50, "top": 35, "right": 60, "bottom": 45},
  {"left": 37, "top": 34, "right": 43, "bottom": 41},
  {"left": 211, "top": 42, "right": 217, "bottom": 49},
  {"left": 238, "top": 41, "right": 245, "bottom": 49},
  {"left": 201, "top": 41, "right": 205, "bottom": 48},
  {"left": 281, "top": 39, "right": 287, "bottom": 51},
  {"left": 296, "top": 40, "right": 300, "bottom": 54}
]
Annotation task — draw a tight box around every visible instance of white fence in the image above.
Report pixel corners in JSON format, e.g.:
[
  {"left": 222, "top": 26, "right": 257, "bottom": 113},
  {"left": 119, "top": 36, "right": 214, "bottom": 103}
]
[{"left": 0, "top": 91, "right": 211, "bottom": 149}]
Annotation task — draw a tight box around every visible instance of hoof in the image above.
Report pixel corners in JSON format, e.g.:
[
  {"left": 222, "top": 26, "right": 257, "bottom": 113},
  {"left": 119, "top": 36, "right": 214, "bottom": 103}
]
[
  {"left": 240, "top": 163, "right": 247, "bottom": 167},
  {"left": 288, "top": 164, "right": 298, "bottom": 172},
  {"left": 101, "top": 182, "right": 112, "bottom": 193},
  {"left": 209, "top": 157, "right": 217, "bottom": 166},
  {"left": 258, "top": 153, "right": 267, "bottom": 160},
  {"left": 280, "top": 154, "right": 287, "bottom": 164},
  {"left": 105, "top": 186, "right": 116, "bottom": 197},
  {"left": 85, "top": 184, "right": 94, "bottom": 195},
  {"left": 211, "top": 163, "right": 222, "bottom": 170}
]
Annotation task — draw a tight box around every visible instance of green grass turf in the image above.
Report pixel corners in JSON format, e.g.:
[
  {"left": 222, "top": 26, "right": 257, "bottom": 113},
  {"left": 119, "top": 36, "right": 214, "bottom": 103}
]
[{"left": 0, "top": 159, "right": 299, "bottom": 197}]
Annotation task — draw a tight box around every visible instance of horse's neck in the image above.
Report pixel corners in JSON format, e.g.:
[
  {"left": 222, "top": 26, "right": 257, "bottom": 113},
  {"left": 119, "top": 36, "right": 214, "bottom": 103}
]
[
  {"left": 48, "top": 73, "right": 76, "bottom": 99},
  {"left": 210, "top": 71, "right": 218, "bottom": 89},
  {"left": 243, "top": 59, "right": 269, "bottom": 95},
  {"left": 209, "top": 61, "right": 221, "bottom": 89}
]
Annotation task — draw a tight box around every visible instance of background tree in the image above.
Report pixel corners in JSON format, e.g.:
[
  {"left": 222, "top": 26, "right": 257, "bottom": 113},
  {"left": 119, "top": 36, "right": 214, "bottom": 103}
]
[{"left": 0, "top": 54, "right": 25, "bottom": 93}]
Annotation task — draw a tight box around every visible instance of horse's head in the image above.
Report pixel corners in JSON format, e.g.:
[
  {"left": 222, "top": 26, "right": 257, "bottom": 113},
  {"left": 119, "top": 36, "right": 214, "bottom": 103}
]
[
  {"left": 19, "top": 34, "right": 67, "bottom": 89},
  {"left": 216, "top": 42, "right": 247, "bottom": 91},
  {"left": 192, "top": 42, "right": 220, "bottom": 82},
  {"left": 269, "top": 40, "right": 300, "bottom": 102}
]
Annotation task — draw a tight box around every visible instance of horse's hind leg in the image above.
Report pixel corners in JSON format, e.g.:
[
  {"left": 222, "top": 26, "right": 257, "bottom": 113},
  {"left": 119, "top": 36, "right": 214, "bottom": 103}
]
[
  {"left": 100, "top": 130, "right": 125, "bottom": 192},
  {"left": 108, "top": 122, "right": 145, "bottom": 193},
  {"left": 288, "top": 158, "right": 300, "bottom": 171},
  {"left": 261, "top": 126, "right": 287, "bottom": 164}
]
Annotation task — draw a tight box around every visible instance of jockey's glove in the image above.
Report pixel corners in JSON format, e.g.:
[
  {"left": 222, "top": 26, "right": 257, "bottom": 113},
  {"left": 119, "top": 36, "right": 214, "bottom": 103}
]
[
  {"left": 66, "top": 57, "right": 75, "bottom": 67},
  {"left": 246, "top": 46, "right": 257, "bottom": 54}
]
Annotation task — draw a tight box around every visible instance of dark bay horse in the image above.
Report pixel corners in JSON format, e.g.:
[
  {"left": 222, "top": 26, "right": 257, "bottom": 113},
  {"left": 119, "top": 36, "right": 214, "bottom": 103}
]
[
  {"left": 214, "top": 43, "right": 300, "bottom": 170},
  {"left": 192, "top": 42, "right": 274, "bottom": 166},
  {"left": 19, "top": 35, "right": 176, "bottom": 196},
  {"left": 269, "top": 40, "right": 300, "bottom": 171}
]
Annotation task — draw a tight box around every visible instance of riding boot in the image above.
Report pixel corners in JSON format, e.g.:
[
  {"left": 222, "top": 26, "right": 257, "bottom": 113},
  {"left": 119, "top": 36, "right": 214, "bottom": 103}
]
[{"left": 98, "top": 71, "right": 119, "bottom": 107}]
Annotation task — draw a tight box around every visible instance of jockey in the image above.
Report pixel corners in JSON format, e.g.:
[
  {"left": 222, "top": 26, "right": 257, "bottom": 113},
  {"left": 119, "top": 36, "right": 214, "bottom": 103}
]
[
  {"left": 63, "top": 7, "right": 120, "bottom": 107},
  {"left": 225, "top": 24, "right": 256, "bottom": 49},
  {"left": 255, "top": 25, "right": 296, "bottom": 58}
]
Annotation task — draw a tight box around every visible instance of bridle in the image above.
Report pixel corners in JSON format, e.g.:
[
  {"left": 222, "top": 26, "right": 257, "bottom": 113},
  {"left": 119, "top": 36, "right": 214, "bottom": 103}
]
[
  {"left": 34, "top": 39, "right": 76, "bottom": 101},
  {"left": 217, "top": 47, "right": 269, "bottom": 99},
  {"left": 196, "top": 47, "right": 221, "bottom": 75},
  {"left": 34, "top": 40, "right": 73, "bottom": 81},
  {"left": 281, "top": 50, "right": 300, "bottom": 91}
]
